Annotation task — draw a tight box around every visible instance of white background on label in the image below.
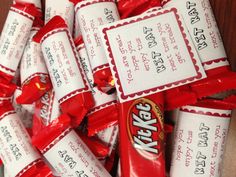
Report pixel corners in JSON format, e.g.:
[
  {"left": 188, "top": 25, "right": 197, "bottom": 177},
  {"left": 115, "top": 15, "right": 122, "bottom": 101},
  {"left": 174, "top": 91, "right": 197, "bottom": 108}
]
[
  {"left": 170, "top": 106, "right": 231, "bottom": 177},
  {"left": 101, "top": 10, "right": 206, "bottom": 102},
  {"left": 42, "top": 30, "right": 85, "bottom": 102},
  {"left": 20, "top": 30, "right": 48, "bottom": 83},
  {"left": 164, "top": 0, "right": 227, "bottom": 65},
  {"left": 79, "top": 47, "right": 117, "bottom": 108},
  {"left": 44, "top": 130, "right": 111, "bottom": 177},
  {"left": 0, "top": 113, "right": 40, "bottom": 177},
  {"left": 45, "top": 0, "right": 74, "bottom": 33},
  {"left": 0, "top": 11, "right": 33, "bottom": 75},
  {"left": 77, "top": 1, "right": 120, "bottom": 70}
]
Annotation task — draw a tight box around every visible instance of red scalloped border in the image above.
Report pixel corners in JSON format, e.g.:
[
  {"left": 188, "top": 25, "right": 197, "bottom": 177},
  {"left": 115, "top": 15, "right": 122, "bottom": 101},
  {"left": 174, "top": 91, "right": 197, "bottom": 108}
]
[
  {"left": 161, "top": 0, "right": 171, "bottom": 6},
  {"left": 10, "top": 7, "right": 34, "bottom": 21},
  {"left": 16, "top": 159, "right": 41, "bottom": 177},
  {"left": 88, "top": 100, "right": 117, "bottom": 114},
  {"left": 40, "top": 28, "right": 90, "bottom": 104},
  {"left": 202, "top": 58, "right": 229, "bottom": 66},
  {"left": 0, "top": 111, "right": 15, "bottom": 121},
  {"left": 75, "top": 0, "right": 115, "bottom": 13},
  {"left": 41, "top": 128, "right": 72, "bottom": 154},
  {"left": 102, "top": 8, "right": 203, "bottom": 101},
  {"left": 180, "top": 107, "right": 231, "bottom": 118},
  {"left": 92, "top": 63, "right": 110, "bottom": 73},
  {"left": 0, "top": 63, "right": 15, "bottom": 75}
]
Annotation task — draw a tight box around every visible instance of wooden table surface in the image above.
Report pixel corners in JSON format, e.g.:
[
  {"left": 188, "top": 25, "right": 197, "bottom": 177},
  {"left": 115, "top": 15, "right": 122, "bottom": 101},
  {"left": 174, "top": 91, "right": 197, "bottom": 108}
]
[{"left": 0, "top": 0, "right": 236, "bottom": 177}]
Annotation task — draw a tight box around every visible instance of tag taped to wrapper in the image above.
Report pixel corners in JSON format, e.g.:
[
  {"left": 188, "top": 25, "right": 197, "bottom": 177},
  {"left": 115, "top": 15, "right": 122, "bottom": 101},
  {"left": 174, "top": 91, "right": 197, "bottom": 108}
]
[{"left": 99, "top": 8, "right": 206, "bottom": 103}]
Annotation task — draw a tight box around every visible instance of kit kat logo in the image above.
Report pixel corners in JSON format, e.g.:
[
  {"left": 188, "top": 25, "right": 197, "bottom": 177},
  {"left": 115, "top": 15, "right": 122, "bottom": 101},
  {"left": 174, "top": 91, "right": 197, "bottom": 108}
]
[{"left": 127, "top": 98, "right": 164, "bottom": 159}]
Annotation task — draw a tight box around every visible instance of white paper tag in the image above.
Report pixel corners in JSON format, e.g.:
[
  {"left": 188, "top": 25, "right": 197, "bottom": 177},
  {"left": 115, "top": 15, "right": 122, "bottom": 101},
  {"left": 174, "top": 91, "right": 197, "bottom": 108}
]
[
  {"left": 170, "top": 106, "right": 231, "bottom": 177},
  {"left": 0, "top": 8, "right": 33, "bottom": 76},
  {"left": 43, "top": 129, "right": 111, "bottom": 177},
  {"left": 163, "top": 0, "right": 228, "bottom": 70},
  {"left": 78, "top": 44, "right": 117, "bottom": 113},
  {"left": 41, "top": 28, "right": 90, "bottom": 103},
  {"left": 20, "top": 29, "right": 48, "bottom": 85},
  {"left": 100, "top": 8, "right": 206, "bottom": 102},
  {"left": 0, "top": 112, "right": 41, "bottom": 177},
  {"left": 76, "top": 0, "right": 120, "bottom": 73},
  {"left": 45, "top": 0, "right": 74, "bottom": 34}
]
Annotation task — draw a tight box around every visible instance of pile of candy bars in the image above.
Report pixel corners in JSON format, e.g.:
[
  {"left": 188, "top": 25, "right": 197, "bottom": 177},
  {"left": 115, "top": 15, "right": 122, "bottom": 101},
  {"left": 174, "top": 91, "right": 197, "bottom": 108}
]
[{"left": 0, "top": 0, "right": 236, "bottom": 176}]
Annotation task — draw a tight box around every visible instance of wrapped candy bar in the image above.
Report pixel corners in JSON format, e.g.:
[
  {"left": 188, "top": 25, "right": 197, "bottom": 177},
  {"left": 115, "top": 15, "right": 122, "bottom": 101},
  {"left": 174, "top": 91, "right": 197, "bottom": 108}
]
[
  {"left": 117, "top": 0, "right": 162, "bottom": 18},
  {"left": 14, "top": 0, "right": 42, "bottom": 10},
  {"left": 162, "top": 0, "right": 236, "bottom": 99},
  {"left": 119, "top": 93, "right": 166, "bottom": 177},
  {"left": 0, "top": 100, "right": 52, "bottom": 177},
  {"left": 72, "top": 0, "right": 121, "bottom": 93},
  {"left": 33, "top": 16, "right": 94, "bottom": 126},
  {"left": 0, "top": 2, "right": 38, "bottom": 82},
  {"left": 45, "top": 0, "right": 74, "bottom": 34},
  {"left": 16, "top": 18, "right": 52, "bottom": 104},
  {"left": 32, "top": 90, "right": 61, "bottom": 136},
  {"left": 32, "top": 114, "right": 112, "bottom": 177},
  {"left": 75, "top": 37, "right": 118, "bottom": 136},
  {"left": 170, "top": 99, "right": 233, "bottom": 177}
]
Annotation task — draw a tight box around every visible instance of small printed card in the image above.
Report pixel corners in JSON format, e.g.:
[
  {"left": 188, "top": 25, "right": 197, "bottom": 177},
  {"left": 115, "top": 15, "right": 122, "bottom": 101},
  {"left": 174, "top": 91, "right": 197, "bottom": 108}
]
[{"left": 99, "top": 8, "right": 206, "bottom": 103}]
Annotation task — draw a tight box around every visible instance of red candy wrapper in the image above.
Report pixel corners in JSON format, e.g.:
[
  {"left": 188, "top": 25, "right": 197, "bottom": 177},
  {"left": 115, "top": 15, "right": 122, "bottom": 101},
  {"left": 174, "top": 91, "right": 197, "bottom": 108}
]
[
  {"left": 32, "top": 114, "right": 112, "bottom": 177},
  {"left": 117, "top": 0, "right": 162, "bottom": 18},
  {"left": 163, "top": 0, "right": 236, "bottom": 99},
  {"left": 14, "top": 0, "right": 42, "bottom": 10},
  {"left": 0, "top": 2, "right": 38, "bottom": 82},
  {"left": 33, "top": 16, "right": 94, "bottom": 126},
  {"left": 0, "top": 100, "right": 52, "bottom": 177},
  {"left": 33, "top": 90, "right": 61, "bottom": 136},
  {"left": 72, "top": 0, "right": 121, "bottom": 93},
  {"left": 119, "top": 93, "right": 166, "bottom": 177},
  {"left": 45, "top": 0, "right": 75, "bottom": 34},
  {"left": 170, "top": 99, "right": 233, "bottom": 177},
  {"left": 16, "top": 19, "right": 52, "bottom": 104},
  {"left": 75, "top": 37, "right": 118, "bottom": 136}
]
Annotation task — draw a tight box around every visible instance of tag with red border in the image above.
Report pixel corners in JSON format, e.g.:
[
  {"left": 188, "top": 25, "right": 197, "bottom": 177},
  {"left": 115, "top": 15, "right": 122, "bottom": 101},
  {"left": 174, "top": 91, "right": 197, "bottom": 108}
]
[{"left": 99, "top": 8, "right": 206, "bottom": 103}]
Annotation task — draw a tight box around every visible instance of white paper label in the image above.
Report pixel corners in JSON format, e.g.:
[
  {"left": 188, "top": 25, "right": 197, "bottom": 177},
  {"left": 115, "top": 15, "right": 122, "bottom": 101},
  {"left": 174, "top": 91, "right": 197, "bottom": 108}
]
[
  {"left": 100, "top": 8, "right": 206, "bottom": 102},
  {"left": 44, "top": 129, "right": 111, "bottom": 177},
  {"left": 164, "top": 0, "right": 228, "bottom": 70},
  {"left": 170, "top": 106, "right": 231, "bottom": 177},
  {"left": 41, "top": 29, "right": 89, "bottom": 103},
  {"left": 0, "top": 112, "right": 40, "bottom": 177},
  {"left": 78, "top": 44, "right": 117, "bottom": 113},
  {"left": 0, "top": 9, "right": 33, "bottom": 76},
  {"left": 20, "top": 29, "right": 48, "bottom": 85},
  {"left": 45, "top": 0, "right": 74, "bottom": 33},
  {"left": 76, "top": 0, "right": 120, "bottom": 72}
]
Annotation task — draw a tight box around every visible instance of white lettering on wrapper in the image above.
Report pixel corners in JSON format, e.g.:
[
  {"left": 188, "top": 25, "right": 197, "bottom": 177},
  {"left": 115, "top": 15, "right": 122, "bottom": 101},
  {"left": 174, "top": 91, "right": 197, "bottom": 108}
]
[
  {"left": 163, "top": 0, "right": 228, "bottom": 70},
  {"left": 76, "top": 0, "right": 120, "bottom": 73},
  {"left": 45, "top": 0, "right": 74, "bottom": 34},
  {"left": 170, "top": 106, "right": 231, "bottom": 177},
  {"left": 20, "top": 29, "right": 48, "bottom": 85},
  {"left": 77, "top": 44, "right": 117, "bottom": 113},
  {"left": 0, "top": 8, "right": 33, "bottom": 76},
  {"left": 0, "top": 112, "right": 41, "bottom": 177},
  {"left": 43, "top": 129, "right": 111, "bottom": 177},
  {"left": 41, "top": 28, "right": 89, "bottom": 104},
  {"left": 100, "top": 8, "right": 206, "bottom": 103}
]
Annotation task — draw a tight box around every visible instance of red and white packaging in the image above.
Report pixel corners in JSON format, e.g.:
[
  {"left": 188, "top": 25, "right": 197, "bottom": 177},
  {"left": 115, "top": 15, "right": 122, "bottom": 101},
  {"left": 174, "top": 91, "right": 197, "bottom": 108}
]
[
  {"left": 0, "top": 3, "right": 38, "bottom": 82},
  {"left": 33, "top": 90, "right": 61, "bottom": 136},
  {"left": 163, "top": 0, "right": 236, "bottom": 98},
  {"left": 72, "top": 0, "right": 121, "bottom": 93},
  {"left": 170, "top": 101, "right": 232, "bottom": 177},
  {"left": 17, "top": 19, "right": 52, "bottom": 104},
  {"left": 119, "top": 93, "right": 166, "bottom": 177},
  {"left": 32, "top": 114, "right": 112, "bottom": 177},
  {"left": 45, "top": 0, "right": 74, "bottom": 34},
  {"left": 116, "top": 159, "right": 121, "bottom": 177},
  {"left": 14, "top": 0, "right": 42, "bottom": 10},
  {"left": 75, "top": 38, "right": 118, "bottom": 136},
  {"left": 33, "top": 16, "right": 94, "bottom": 126},
  {"left": 0, "top": 101, "right": 51, "bottom": 177},
  {"left": 99, "top": 8, "right": 206, "bottom": 103}
]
